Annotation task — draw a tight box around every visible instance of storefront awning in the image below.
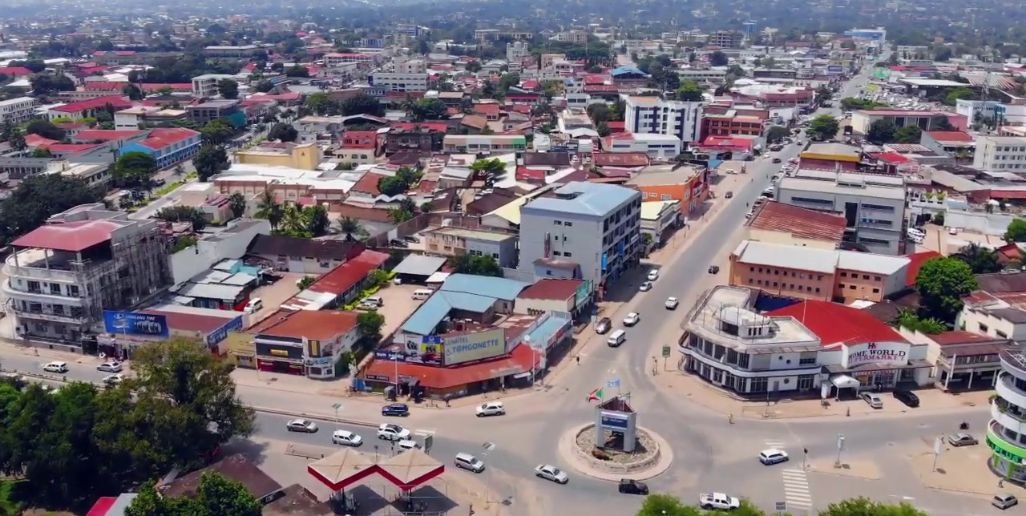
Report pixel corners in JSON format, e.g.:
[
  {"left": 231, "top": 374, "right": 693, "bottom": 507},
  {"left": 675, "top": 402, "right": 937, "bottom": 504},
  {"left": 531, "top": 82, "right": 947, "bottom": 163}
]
[{"left": 830, "top": 374, "right": 860, "bottom": 389}]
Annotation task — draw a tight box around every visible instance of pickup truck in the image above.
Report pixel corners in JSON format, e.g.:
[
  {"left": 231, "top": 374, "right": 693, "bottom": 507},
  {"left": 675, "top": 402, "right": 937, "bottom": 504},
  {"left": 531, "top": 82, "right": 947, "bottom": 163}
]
[{"left": 699, "top": 492, "right": 741, "bottom": 511}]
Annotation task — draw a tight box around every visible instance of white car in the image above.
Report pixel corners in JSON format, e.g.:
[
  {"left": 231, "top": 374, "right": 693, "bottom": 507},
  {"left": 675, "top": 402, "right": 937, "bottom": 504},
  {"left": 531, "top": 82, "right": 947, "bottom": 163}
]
[
  {"left": 647, "top": 270, "right": 659, "bottom": 281},
  {"left": 43, "top": 361, "right": 68, "bottom": 373},
  {"left": 97, "top": 361, "right": 122, "bottom": 373},
  {"left": 377, "top": 423, "right": 411, "bottom": 441},
  {"left": 623, "top": 312, "right": 640, "bottom": 326},
  {"left": 535, "top": 464, "right": 569, "bottom": 484},
  {"left": 286, "top": 419, "right": 318, "bottom": 433},
  {"left": 639, "top": 281, "right": 653, "bottom": 292},
  {"left": 665, "top": 297, "right": 679, "bottom": 310},
  {"left": 332, "top": 430, "right": 364, "bottom": 447},
  {"left": 476, "top": 401, "right": 506, "bottom": 417},
  {"left": 397, "top": 439, "right": 422, "bottom": 452},
  {"left": 102, "top": 373, "right": 124, "bottom": 386},
  {"left": 759, "top": 448, "right": 790, "bottom": 465}
]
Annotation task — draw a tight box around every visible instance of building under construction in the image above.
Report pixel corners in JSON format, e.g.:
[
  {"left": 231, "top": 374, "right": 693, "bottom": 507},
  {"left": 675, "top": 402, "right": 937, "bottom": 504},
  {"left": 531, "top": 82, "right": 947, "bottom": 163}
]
[{"left": 2, "top": 203, "right": 171, "bottom": 344}]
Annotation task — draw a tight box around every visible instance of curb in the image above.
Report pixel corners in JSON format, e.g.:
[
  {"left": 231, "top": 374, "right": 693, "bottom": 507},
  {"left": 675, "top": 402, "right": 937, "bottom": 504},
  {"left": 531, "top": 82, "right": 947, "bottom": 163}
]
[
  {"left": 251, "top": 405, "right": 379, "bottom": 428},
  {"left": 558, "top": 423, "right": 674, "bottom": 482}
]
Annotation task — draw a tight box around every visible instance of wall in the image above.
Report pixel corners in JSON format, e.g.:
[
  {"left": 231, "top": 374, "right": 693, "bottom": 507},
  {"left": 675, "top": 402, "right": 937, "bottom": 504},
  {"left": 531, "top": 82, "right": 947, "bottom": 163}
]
[
  {"left": 834, "top": 268, "right": 894, "bottom": 303},
  {"left": 514, "top": 296, "right": 573, "bottom": 315},
  {"left": 958, "top": 308, "right": 1026, "bottom": 341},
  {"left": 728, "top": 258, "right": 835, "bottom": 301}
]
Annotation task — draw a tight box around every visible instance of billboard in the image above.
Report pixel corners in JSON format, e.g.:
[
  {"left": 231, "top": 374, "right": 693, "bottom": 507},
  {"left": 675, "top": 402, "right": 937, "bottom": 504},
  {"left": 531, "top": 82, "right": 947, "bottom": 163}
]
[
  {"left": 103, "top": 310, "right": 169, "bottom": 338},
  {"left": 443, "top": 328, "right": 506, "bottom": 365},
  {"left": 206, "top": 316, "right": 244, "bottom": 349},
  {"left": 842, "top": 341, "right": 910, "bottom": 368}
]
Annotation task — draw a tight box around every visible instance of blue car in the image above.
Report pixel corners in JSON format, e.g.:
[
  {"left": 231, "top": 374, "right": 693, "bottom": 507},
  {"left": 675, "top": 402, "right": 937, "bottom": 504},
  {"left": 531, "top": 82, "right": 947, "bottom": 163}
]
[{"left": 382, "top": 403, "right": 410, "bottom": 417}]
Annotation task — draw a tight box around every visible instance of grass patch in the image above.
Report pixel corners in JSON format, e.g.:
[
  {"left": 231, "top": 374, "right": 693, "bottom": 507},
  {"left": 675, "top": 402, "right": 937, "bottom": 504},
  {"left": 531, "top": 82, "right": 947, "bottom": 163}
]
[
  {"left": 153, "top": 179, "right": 186, "bottom": 197},
  {"left": 0, "top": 479, "right": 25, "bottom": 515}
]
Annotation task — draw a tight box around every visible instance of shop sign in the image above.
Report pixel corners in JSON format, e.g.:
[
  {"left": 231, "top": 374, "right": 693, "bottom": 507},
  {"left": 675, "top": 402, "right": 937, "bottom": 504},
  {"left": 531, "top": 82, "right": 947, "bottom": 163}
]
[
  {"left": 374, "top": 350, "right": 406, "bottom": 362},
  {"left": 206, "top": 316, "right": 243, "bottom": 348},
  {"left": 269, "top": 349, "right": 290, "bottom": 357},
  {"left": 599, "top": 411, "right": 630, "bottom": 430},
  {"left": 366, "top": 374, "right": 390, "bottom": 382},
  {"left": 305, "top": 356, "right": 334, "bottom": 367},
  {"left": 443, "top": 328, "right": 506, "bottom": 365},
  {"left": 103, "top": 310, "right": 168, "bottom": 338},
  {"left": 574, "top": 281, "right": 592, "bottom": 308},
  {"left": 843, "top": 342, "right": 910, "bottom": 368}
]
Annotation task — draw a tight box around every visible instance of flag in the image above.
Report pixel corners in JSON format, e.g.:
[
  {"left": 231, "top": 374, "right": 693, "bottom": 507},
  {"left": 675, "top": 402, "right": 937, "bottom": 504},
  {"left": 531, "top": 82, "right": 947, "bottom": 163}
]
[{"left": 587, "top": 387, "right": 604, "bottom": 402}]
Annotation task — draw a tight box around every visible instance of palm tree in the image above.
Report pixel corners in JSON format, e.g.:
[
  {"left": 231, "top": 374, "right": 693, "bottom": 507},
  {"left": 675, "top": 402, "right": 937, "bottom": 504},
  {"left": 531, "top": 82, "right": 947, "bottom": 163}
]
[
  {"left": 255, "top": 190, "right": 283, "bottom": 230},
  {"left": 337, "top": 216, "right": 363, "bottom": 241},
  {"left": 280, "top": 203, "right": 308, "bottom": 236},
  {"left": 953, "top": 242, "right": 1002, "bottom": 274},
  {"left": 228, "top": 192, "right": 247, "bottom": 219}
]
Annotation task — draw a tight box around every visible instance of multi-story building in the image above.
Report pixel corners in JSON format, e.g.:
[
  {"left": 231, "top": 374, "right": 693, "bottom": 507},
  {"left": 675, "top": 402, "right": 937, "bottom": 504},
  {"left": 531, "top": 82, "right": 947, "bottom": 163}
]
[
  {"left": 187, "top": 100, "right": 244, "bottom": 126},
  {"left": 0, "top": 97, "right": 36, "bottom": 124},
  {"left": 624, "top": 96, "right": 703, "bottom": 145},
  {"left": 121, "top": 128, "right": 202, "bottom": 170},
  {"left": 393, "top": 58, "right": 427, "bottom": 74},
  {"left": 234, "top": 142, "right": 323, "bottom": 170},
  {"left": 989, "top": 349, "right": 1026, "bottom": 483},
  {"left": 323, "top": 53, "right": 377, "bottom": 68},
  {"left": 336, "top": 131, "right": 381, "bottom": 165},
  {"left": 973, "top": 135, "right": 1026, "bottom": 172},
  {"left": 2, "top": 204, "right": 170, "bottom": 343},
  {"left": 603, "top": 133, "right": 682, "bottom": 160},
  {"left": 553, "top": 30, "right": 589, "bottom": 44},
  {"left": 507, "top": 41, "right": 530, "bottom": 63},
  {"left": 203, "top": 45, "right": 265, "bottom": 58},
  {"left": 442, "top": 135, "right": 526, "bottom": 154},
  {"left": 627, "top": 165, "right": 709, "bottom": 213},
  {"left": 850, "top": 110, "right": 963, "bottom": 135},
  {"left": 114, "top": 106, "right": 189, "bottom": 130},
  {"left": 775, "top": 170, "right": 907, "bottom": 255},
  {"left": 47, "top": 96, "right": 133, "bottom": 122},
  {"left": 677, "top": 68, "right": 728, "bottom": 84},
  {"left": 423, "top": 226, "right": 519, "bottom": 268},
  {"left": 518, "top": 182, "right": 642, "bottom": 296},
  {"left": 729, "top": 240, "right": 910, "bottom": 303},
  {"left": 191, "top": 74, "right": 236, "bottom": 98},
  {"left": 369, "top": 72, "right": 429, "bottom": 92},
  {"left": 700, "top": 106, "right": 769, "bottom": 140},
  {"left": 708, "top": 31, "right": 744, "bottom": 49},
  {"left": 385, "top": 122, "right": 447, "bottom": 153}
]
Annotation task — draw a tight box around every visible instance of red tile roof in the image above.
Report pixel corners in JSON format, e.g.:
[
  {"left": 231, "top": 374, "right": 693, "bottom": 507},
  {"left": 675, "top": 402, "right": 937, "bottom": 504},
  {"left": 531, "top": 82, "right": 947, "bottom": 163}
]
[
  {"left": 767, "top": 300, "right": 905, "bottom": 346},
  {"left": 930, "top": 330, "right": 997, "bottom": 346},
  {"left": 139, "top": 127, "right": 199, "bottom": 150},
  {"left": 518, "top": 279, "right": 582, "bottom": 300},
  {"left": 748, "top": 201, "right": 846, "bottom": 243},
  {"left": 52, "top": 95, "right": 132, "bottom": 114},
  {"left": 86, "top": 497, "right": 117, "bottom": 516},
  {"left": 0, "top": 66, "right": 34, "bottom": 76},
  {"left": 82, "top": 81, "right": 128, "bottom": 91},
  {"left": 250, "top": 310, "right": 359, "bottom": 341},
  {"left": 389, "top": 122, "right": 448, "bottom": 133},
  {"left": 472, "top": 103, "right": 501, "bottom": 116},
  {"left": 516, "top": 166, "right": 546, "bottom": 182},
  {"left": 875, "top": 151, "right": 912, "bottom": 164},
  {"left": 12, "top": 220, "right": 121, "bottom": 252},
  {"left": 592, "top": 152, "right": 650, "bottom": 168},
  {"left": 24, "top": 134, "right": 59, "bottom": 148},
  {"left": 141, "top": 309, "right": 234, "bottom": 333},
  {"left": 905, "top": 250, "right": 941, "bottom": 286},
  {"left": 700, "top": 136, "right": 755, "bottom": 151},
  {"left": 48, "top": 143, "right": 104, "bottom": 154},
  {"left": 362, "top": 342, "right": 539, "bottom": 389},
  {"left": 139, "top": 83, "right": 192, "bottom": 92},
  {"left": 925, "top": 130, "right": 973, "bottom": 143},
  {"left": 307, "top": 249, "right": 390, "bottom": 296},
  {"left": 351, "top": 172, "right": 386, "bottom": 195},
  {"left": 74, "top": 129, "right": 144, "bottom": 142}
]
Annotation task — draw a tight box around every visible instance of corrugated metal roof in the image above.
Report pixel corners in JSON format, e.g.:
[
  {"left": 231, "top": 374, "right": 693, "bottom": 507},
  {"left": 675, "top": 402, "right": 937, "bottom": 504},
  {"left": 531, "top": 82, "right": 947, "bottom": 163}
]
[
  {"left": 393, "top": 255, "right": 447, "bottom": 276},
  {"left": 400, "top": 291, "right": 495, "bottom": 335},
  {"left": 733, "top": 240, "right": 837, "bottom": 273},
  {"left": 748, "top": 201, "right": 846, "bottom": 243},
  {"left": 441, "top": 273, "right": 528, "bottom": 300},
  {"left": 524, "top": 181, "right": 639, "bottom": 217}
]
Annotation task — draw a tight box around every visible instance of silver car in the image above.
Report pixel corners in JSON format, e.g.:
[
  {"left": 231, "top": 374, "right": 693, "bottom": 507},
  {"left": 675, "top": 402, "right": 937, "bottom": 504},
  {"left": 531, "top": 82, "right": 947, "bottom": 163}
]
[{"left": 535, "top": 464, "right": 569, "bottom": 484}]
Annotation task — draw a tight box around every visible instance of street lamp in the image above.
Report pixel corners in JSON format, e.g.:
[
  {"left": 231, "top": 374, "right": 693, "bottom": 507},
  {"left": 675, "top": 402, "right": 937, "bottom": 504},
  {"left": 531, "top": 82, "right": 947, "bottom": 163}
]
[
  {"left": 834, "top": 433, "right": 845, "bottom": 468},
  {"left": 332, "top": 402, "right": 342, "bottom": 424},
  {"left": 524, "top": 335, "right": 536, "bottom": 387}
]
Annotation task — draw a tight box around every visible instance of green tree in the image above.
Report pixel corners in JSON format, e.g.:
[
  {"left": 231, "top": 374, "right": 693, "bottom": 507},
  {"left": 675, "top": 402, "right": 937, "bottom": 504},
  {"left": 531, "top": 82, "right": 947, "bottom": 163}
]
[
  {"left": 378, "top": 175, "right": 407, "bottom": 196},
  {"left": 31, "top": 147, "right": 52, "bottom": 158},
  {"left": 409, "top": 98, "right": 448, "bottom": 121},
  {"left": 285, "top": 65, "right": 310, "bottom": 78},
  {"left": 297, "top": 275, "right": 316, "bottom": 290},
  {"left": 895, "top": 308, "right": 946, "bottom": 334},
  {"left": 453, "top": 254, "right": 503, "bottom": 276},
  {"left": 708, "top": 51, "right": 729, "bottom": 66},
  {"left": 498, "top": 72, "right": 521, "bottom": 93},
  {"left": 676, "top": 80, "right": 704, "bottom": 101},
  {"left": 126, "top": 473, "right": 260, "bottom": 516},
  {"left": 113, "top": 151, "right": 157, "bottom": 188},
  {"left": 217, "top": 79, "right": 239, "bottom": 99},
  {"left": 25, "top": 119, "right": 66, "bottom": 140},
  {"left": 1005, "top": 218, "right": 1026, "bottom": 242},
  {"left": 388, "top": 204, "right": 415, "bottom": 224},
  {"left": 305, "top": 92, "right": 338, "bottom": 115},
  {"left": 267, "top": 123, "right": 298, "bottom": 142},
  {"left": 156, "top": 205, "right": 209, "bottom": 231},
  {"left": 953, "top": 242, "right": 1002, "bottom": 274},
  {"left": 867, "top": 119, "right": 896, "bottom": 143},
  {"left": 466, "top": 60, "right": 482, "bottom": 73},
  {"left": 255, "top": 190, "right": 283, "bottom": 230},
  {"left": 470, "top": 158, "right": 507, "bottom": 186},
  {"left": 943, "top": 87, "right": 973, "bottom": 107},
  {"left": 357, "top": 311, "right": 385, "bottom": 338},
  {"left": 123, "top": 83, "right": 144, "bottom": 101},
  {"left": 0, "top": 174, "right": 101, "bottom": 244},
  {"left": 894, "top": 125, "right": 922, "bottom": 144},
  {"left": 915, "top": 257, "right": 977, "bottom": 323},
  {"left": 586, "top": 103, "right": 611, "bottom": 124},
  {"left": 305, "top": 204, "right": 330, "bottom": 237},
  {"left": 253, "top": 79, "right": 275, "bottom": 93},
  {"left": 228, "top": 192, "right": 247, "bottom": 219},
  {"left": 819, "top": 497, "right": 926, "bottom": 516},
  {"left": 636, "top": 494, "right": 699, "bottom": 516},
  {"left": 193, "top": 144, "right": 230, "bottom": 182},
  {"left": 340, "top": 94, "right": 385, "bottom": 116},
  {"left": 337, "top": 216, "right": 364, "bottom": 241},
  {"left": 765, "top": 126, "right": 789, "bottom": 144},
  {"left": 201, "top": 120, "right": 235, "bottom": 145},
  {"left": 131, "top": 337, "right": 254, "bottom": 468},
  {"left": 815, "top": 84, "right": 833, "bottom": 105},
  {"left": 807, "top": 114, "right": 840, "bottom": 141},
  {"left": 29, "top": 74, "right": 74, "bottom": 96}
]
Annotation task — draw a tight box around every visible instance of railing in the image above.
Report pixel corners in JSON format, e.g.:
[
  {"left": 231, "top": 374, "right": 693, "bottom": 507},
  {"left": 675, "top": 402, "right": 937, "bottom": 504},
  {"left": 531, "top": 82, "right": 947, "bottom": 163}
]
[{"left": 9, "top": 307, "right": 88, "bottom": 325}]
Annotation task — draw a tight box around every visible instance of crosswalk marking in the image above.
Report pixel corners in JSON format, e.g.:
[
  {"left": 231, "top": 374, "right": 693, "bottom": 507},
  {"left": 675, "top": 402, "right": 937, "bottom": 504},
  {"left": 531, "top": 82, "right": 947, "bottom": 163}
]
[
  {"left": 781, "top": 468, "right": 812, "bottom": 509},
  {"left": 763, "top": 439, "right": 786, "bottom": 448}
]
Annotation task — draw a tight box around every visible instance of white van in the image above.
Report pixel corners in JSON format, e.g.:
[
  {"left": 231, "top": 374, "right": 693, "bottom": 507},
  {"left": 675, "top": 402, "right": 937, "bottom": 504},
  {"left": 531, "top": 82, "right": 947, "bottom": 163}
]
[
  {"left": 244, "top": 298, "right": 263, "bottom": 313},
  {"left": 412, "top": 289, "right": 432, "bottom": 300},
  {"left": 607, "top": 329, "right": 626, "bottom": 347}
]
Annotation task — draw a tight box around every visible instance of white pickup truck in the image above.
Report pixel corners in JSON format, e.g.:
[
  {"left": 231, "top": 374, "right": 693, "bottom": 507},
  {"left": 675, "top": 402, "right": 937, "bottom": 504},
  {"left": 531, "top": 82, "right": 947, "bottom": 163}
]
[{"left": 698, "top": 492, "right": 741, "bottom": 511}]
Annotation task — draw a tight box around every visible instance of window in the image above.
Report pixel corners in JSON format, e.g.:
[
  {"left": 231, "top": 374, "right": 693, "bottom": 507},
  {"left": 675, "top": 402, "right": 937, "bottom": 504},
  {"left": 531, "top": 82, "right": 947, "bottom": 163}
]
[
  {"left": 978, "top": 323, "right": 989, "bottom": 332},
  {"left": 749, "top": 377, "right": 768, "bottom": 393},
  {"left": 862, "top": 274, "right": 870, "bottom": 280},
  {"left": 50, "top": 283, "right": 61, "bottom": 295},
  {"left": 565, "top": 221, "right": 573, "bottom": 227},
  {"left": 872, "top": 288, "right": 880, "bottom": 294},
  {"left": 849, "top": 285, "right": 856, "bottom": 290},
  {"left": 554, "top": 220, "right": 562, "bottom": 225},
  {"left": 563, "top": 252, "right": 572, "bottom": 257},
  {"left": 997, "top": 329, "right": 1008, "bottom": 338},
  {"left": 797, "top": 374, "right": 815, "bottom": 391}
]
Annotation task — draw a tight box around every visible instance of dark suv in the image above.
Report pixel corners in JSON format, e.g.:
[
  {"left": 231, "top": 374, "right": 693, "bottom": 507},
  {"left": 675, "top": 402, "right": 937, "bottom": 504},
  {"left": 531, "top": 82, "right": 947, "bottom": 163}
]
[
  {"left": 893, "top": 389, "right": 920, "bottom": 408},
  {"left": 618, "top": 479, "right": 649, "bottom": 495},
  {"left": 382, "top": 403, "right": 410, "bottom": 417}
]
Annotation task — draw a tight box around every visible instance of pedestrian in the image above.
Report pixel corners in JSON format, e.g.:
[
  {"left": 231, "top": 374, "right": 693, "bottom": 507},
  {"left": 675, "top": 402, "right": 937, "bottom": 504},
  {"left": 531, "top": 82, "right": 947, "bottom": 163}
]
[{"left": 575, "top": 356, "right": 580, "bottom": 365}]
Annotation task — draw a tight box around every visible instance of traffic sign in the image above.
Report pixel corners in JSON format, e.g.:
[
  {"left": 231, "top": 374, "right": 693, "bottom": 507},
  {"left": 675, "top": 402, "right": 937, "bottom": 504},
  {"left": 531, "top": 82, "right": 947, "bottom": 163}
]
[{"left": 661, "top": 345, "right": 671, "bottom": 358}]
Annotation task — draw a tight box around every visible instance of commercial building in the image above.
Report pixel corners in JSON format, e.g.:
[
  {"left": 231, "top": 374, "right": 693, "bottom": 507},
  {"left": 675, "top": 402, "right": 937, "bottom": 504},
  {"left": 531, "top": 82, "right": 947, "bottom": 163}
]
[
  {"left": 121, "top": 128, "right": 202, "bottom": 170},
  {"left": 603, "top": 133, "right": 682, "bottom": 160},
  {"left": 708, "top": 30, "right": 744, "bottom": 49},
  {"left": 212, "top": 164, "right": 354, "bottom": 205},
  {"left": 623, "top": 96, "right": 702, "bottom": 145},
  {"left": 850, "top": 109, "right": 963, "bottom": 135},
  {"left": 745, "top": 201, "right": 846, "bottom": 250},
  {"left": 203, "top": 45, "right": 265, "bottom": 58},
  {"left": 729, "top": 240, "right": 910, "bottom": 303},
  {"left": 989, "top": 349, "right": 1026, "bottom": 483},
  {"left": 385, "top": 122, "right": 447, "bottom": 153},
  {"left": 423, "top": 226, "right": 519, "bottom": 268},
  {"left": 518, "top": 182, "right": 642, "bottom": 295},
  {"left": 235, "top": 142, "right": 323, "bottom": 170},
  {"left": 2, "top": 204, "right": 170, "bottom": 343},
  {"left": 323, "top": 53, "right": 376, "bottom": 67},
  {"left": 442, "top": 135, "right": 526, "bottom": 154},
  {"left": 700, "top": 106, "right": 768, "bottom": 140},
  {"left": 337, "top": 131, "right": 381, "bottom": 165},
  {"left": 113, "top": 106, "right": 189, "bottom": 130},
  {"left": 47, "top": 96, "right": 133, "bottom": 121},
  {"left": 187, "top": 100, "right": 244, "bottom": 126},
  {"left": 627, "top": 165, "right": 709, "bottom": 214},
  {"left": 0, "top": 97, "right": 35, "bottom": 124},
  {"left": 369, "top": 72, "right": 429, "bottom": 92},
  {"left": 246, "top": 310, "right": 360, "bottom": 379},
  {"left": 191, "top": 74, "right": 237, "bottom": 98},
  {"left": 640, "top": 200, "right": 682, "bottom": 249},
  {"left": 247, "top": 234, "right": 366, "bottom": 274},
  {"left": 679, "top": 286, "right": 931, "bottom": 396},
  {"left": 973, "top": 135, "right": 1026, "bottom": 172},
  {"left": 775, "top": 170, "right": 907, "bottom": 255}
]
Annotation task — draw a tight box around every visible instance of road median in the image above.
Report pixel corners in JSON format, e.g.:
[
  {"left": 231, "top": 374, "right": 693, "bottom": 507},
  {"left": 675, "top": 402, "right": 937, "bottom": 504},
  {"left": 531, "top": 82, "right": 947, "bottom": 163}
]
[{"left": 250, "top": 405, "right": 378, "bottom": 428}]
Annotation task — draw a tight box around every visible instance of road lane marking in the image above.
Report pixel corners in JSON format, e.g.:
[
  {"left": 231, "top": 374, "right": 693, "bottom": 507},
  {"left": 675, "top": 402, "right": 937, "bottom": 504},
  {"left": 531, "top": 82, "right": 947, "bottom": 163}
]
[{"left": 781, "top": 468, "right": 813, "bottom": 509}]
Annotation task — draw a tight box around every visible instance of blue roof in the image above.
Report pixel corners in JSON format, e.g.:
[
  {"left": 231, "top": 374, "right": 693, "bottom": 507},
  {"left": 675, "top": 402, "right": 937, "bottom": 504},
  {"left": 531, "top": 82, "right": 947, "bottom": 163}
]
[
  {"left": 611, "top": 65, "right": 648, "bottom": 77},
  {"left": 400, "top": 291, "right": 496, "bottom": 335},
  {"left": 524, "top": 182, "right": 639, "bottom": 217},
  {"left": 524, "top": 312, "right": 571, "bottom": 350},
  {"left": 440, "top": 274, "right": 529, "bottom": 301}
]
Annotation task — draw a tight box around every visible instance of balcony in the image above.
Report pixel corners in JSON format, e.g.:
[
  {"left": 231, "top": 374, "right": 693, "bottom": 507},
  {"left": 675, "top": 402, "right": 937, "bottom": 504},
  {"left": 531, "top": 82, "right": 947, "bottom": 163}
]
[
  {"left": 9, "top": 306, "right": 89, "bottom": 325},
  {"left": 991, "top": 398, "right": 1026, "bottom": 436},
  {"left": 996, "top": 373, "right": 1026, "bottom": 410},
  {"left": 1, "top": 280, "right": 85, "bottom": 305},
  {"left": 988, "top": 420, "right": 1026, "bottom": 466}
]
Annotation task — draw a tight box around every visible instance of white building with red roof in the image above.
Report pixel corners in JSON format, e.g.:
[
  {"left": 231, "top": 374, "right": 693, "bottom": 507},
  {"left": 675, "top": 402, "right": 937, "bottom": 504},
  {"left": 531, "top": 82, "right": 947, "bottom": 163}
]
[
  {"left": 46, "top": 96, "right": 133, "bottom": 121},
  {"left": 121, "top": 127, "right": 202, "bottom": 169}
]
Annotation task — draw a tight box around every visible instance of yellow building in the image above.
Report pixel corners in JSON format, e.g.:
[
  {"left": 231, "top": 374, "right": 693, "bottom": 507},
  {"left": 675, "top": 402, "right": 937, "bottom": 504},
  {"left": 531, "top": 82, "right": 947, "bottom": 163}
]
[{"left": 234, "top": 142, "right": 323, "bottom": 170}]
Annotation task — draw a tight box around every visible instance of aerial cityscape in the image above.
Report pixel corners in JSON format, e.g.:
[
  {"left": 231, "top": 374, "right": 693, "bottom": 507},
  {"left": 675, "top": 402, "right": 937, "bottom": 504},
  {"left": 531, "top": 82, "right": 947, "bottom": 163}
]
[{"left": 1, "top": 2, "right": 1026, "bottom": 515}]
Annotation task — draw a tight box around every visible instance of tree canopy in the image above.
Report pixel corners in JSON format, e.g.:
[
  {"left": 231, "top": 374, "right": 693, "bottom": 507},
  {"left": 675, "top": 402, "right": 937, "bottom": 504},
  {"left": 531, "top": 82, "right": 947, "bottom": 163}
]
[
  {"left": 267, "top": 123, "right": 298, "bottom": 142},
  {"left": 0, "top": 175, "right": 101, "bottom": 244},
  {"left": 1004, "top": 218, "right": 1026, "bottom": 242},
  {"left": 408, "top": 98, "right": 448, "bottom": 121},
  {"left": 915, "top": 257, "right": 977, "bottom": 323},
  {"left": 709, "top": 51, "right": 729, "bottom": 66},
  {"left": 201, "top": 120, "right": 235, "bottom": 145},
  {"left": 157, "top": 205, "right": 209, "bottom": 231},
  {"left": 676, "top": 80, "right": 704, "bottom": 102},
  {"left": 765, "top": 126, "right": 789, "bottom": 144},
  {"left": 952, "top": 242, "right": 1001, "bottom": 274},
  {"left": 807, "top": 115, "right": 840, "bottom": 141},
  {"left": 113, "top": 152, "right": 158, "bottom": 189},
  {"left": 340, "top": 94, "right": 385, "bottom": 117},
  {"left": 452, "top": 254, "right": 503, "bottom": 277},
  {"left": 217, "top": 78, "right": 239, "bottom": 99},
  {"left": 194, "top": 144, "right": 230, "bottom": 182},
  {"left": 25, "top": 119, "right": 66, "bottom": 140},
  {"left": 126, "top": 473, "right": 261, "bottom": 516},
  {"left": 634, "top": 494, "right": 927, "bottom": 516},
  {"left": 894, "top": 125, "right": 922, "bottom": 144}
]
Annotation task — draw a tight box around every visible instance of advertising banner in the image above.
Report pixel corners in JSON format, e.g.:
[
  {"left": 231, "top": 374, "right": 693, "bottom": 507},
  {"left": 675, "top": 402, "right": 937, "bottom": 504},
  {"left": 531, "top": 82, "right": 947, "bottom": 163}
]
[
  {"left": 103, "top": 310, "right": 169, "bottom": 338},
  {"left": 842, "top": 342, "right": 910, "bottom": 369},
  {"left": 206, "top": 316, "right": 244, "bottom": 349},
  {"left": 443, "top": 328, "right": 506, "bottom": 365}
]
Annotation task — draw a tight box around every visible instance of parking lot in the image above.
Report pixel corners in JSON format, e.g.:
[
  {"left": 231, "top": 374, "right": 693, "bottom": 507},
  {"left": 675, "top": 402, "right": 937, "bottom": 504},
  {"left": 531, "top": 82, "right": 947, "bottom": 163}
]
[
  {"left": 246, "top": 272, "right": 307, "bottom": 324},
  {"left": 365, "top": 283, "right": 431, "bottom": 338}
]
